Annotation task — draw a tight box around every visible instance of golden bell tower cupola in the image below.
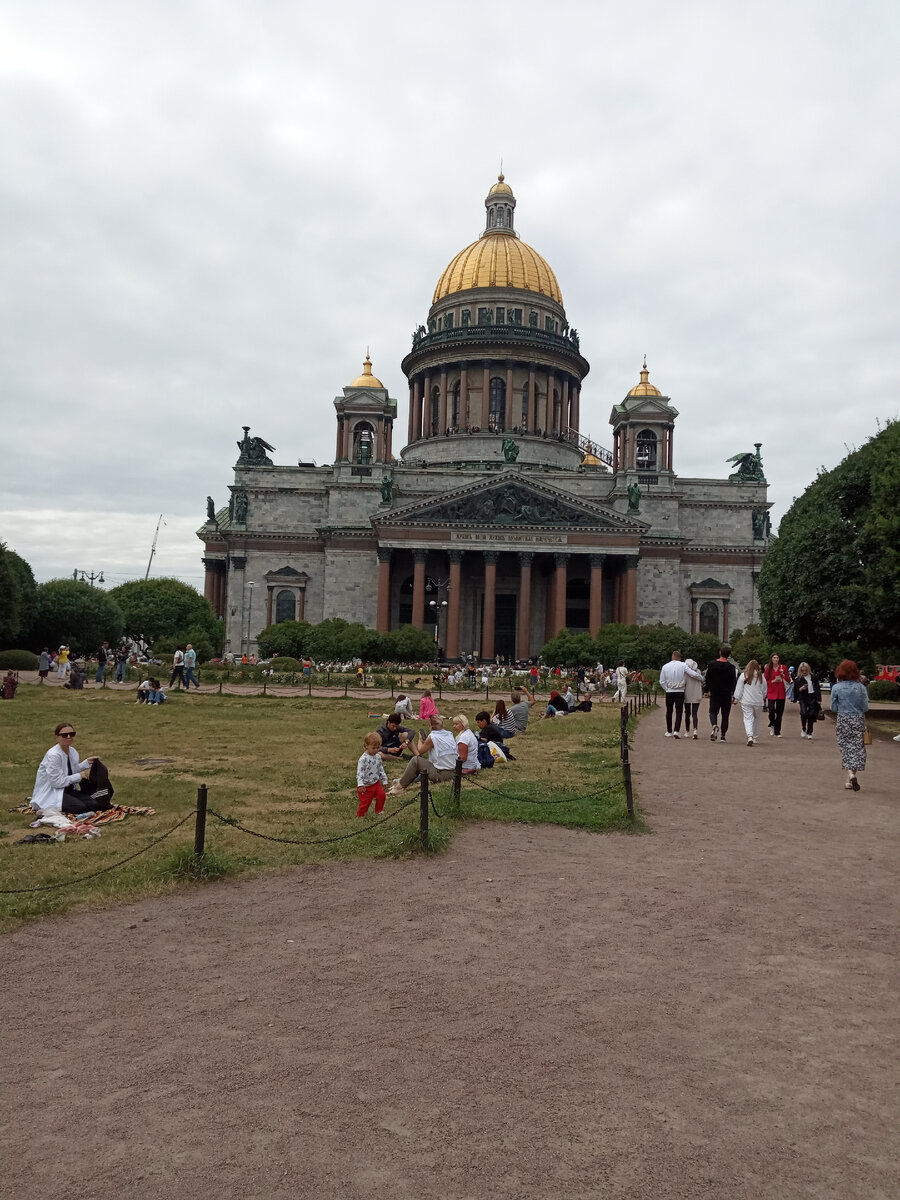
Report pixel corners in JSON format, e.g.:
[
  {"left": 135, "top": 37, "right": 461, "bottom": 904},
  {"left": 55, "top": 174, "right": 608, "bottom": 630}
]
[
  {"left": 609, "top": 358, "right": 679, "bottom": 478},
  {"left": 333, "top": 353, "right": 398, "bottom": 466}
]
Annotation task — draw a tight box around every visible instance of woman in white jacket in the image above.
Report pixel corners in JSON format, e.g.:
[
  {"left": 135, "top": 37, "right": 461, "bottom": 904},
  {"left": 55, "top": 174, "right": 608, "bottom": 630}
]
[
  {"left": 30, "top": 722, "right": 97, "bottom": 815},
  {"left": 733, "top": 660, "right": 767, "bottom": 746},
  {"left": 683, "top": 658, "right": 704, "bottom": 739}
]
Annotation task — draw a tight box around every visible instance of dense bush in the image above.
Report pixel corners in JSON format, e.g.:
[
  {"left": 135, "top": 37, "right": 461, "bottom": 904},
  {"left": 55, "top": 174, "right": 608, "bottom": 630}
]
[
  {"left": 266, "top": 656, "right": 304, "bottom": 672},
  {"left": 867, "top": 679, "right": 899, "bottom": 701},
  {"left": 30, "top": 579, "right": 124, "bottom": 655},
  {"left": 0, "top": 649, "right": 39, "bottom": 670},
  {"left": 541, "top": 624, "right": 723, "bottom": 671}
]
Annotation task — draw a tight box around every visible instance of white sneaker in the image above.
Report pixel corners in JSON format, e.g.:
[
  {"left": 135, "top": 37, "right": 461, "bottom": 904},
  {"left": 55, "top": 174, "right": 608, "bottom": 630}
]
[
  {"left": 893, "top": 733, "right": 900, "bottom": 742},
  {"left": 710, "top": 725, "right": 718, "bottom": 742},
  {"left": 665, "top": 732, "right": 673, "bottom": 737},
  {"left": 800, "top": 731, "right": 807, "bottom": 739},
  {"left": 747, "top": 738, "right": 754, "bottom": 746},
  {"left": 769, "top": 729, "right": 775, "bottom": 736},
  {"left": 692, "top": 732, "right": 698, "bottom": 740},
  {"left": 672, "top": 732, "right": 681, "bottom": 739}
]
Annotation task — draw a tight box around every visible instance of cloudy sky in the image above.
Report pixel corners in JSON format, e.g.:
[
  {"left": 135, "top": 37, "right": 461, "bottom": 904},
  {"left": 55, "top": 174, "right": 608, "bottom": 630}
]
[{"left": 3, "top": 0, "right": 898, "bottom": 589}]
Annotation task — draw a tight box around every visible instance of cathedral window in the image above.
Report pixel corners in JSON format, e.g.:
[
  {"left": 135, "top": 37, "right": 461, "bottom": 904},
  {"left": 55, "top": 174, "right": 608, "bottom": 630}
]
[
  {"left": 462, "top": 309, "right": 470, "bottom": 327},
  {"left": 636, "top": 429, "right": 658, "bottom": 471},
  {"left": 545, "top": 316, "right": 553, "bottom": 332},
  {"left": 529, "top": 311, "right": 538, "bottom": 328},
  {"left": 489, "top": 377, "right": 506, "bottom": 432},
  {"left": 478, "top": 307, "right": 492, "bottom": 326},
  {"left": 699, "top": 601, "right": 719, "bottom": 636},
  {"left": 511, "top": 308, "right": 523, "bottom": 325},
  {"left": 275, "top": 590, "right": 296, "bottom": 623},
  {"left": 496, "top": 307, "right": 505, "bottom": 325},
  {"left": 444, "top": 311, "right": 453, "bottom": 330}
]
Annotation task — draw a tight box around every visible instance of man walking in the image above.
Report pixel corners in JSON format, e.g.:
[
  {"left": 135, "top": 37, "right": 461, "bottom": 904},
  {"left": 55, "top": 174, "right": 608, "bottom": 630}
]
[
  {"left": 170, "top": 646, "right": 185, "bottom": 689},
  {"left": 115, "top": 647, "right": 128, "bottom": 683},
  {"left": 183, "top": 643, "right": 200, "bottom": 689},
  {"left": 705, "top": 644, "right": 738, "bottom": 743},
  {"left": 95, "top": 642, "right": 109, "bottom": 684},
  {"left": 659, "top": 651, "right": 702, "bottom": 738}
]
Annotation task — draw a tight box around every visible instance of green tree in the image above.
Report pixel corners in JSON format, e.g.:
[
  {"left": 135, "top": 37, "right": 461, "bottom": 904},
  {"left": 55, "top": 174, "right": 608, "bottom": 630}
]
[
  {"left": 392, "top": 624, "right": 438, "bottom": 662},
  {"left": 256, "top": 620, "right": 313, "bottom": 659},
  {"left": 759, "top": 421, "right": 900, "bottom": 650},
  {"left": 0, "top": 542, "right": 37, "bottom": 646},
  {"left": 540, "top": 630, "right": 597, "bottom": 667},
  {"left": 107, "top": 578, "right": 220, "bottom": 650},
  {"left": 31, "top": 579, "right": 124, "bottom": 654}
]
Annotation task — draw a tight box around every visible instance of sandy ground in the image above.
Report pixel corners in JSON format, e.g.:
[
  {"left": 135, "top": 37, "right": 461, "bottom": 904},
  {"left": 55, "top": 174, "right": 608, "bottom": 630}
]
[{"left": 2, "top": 707, "right": 898, "bottom": 1199}]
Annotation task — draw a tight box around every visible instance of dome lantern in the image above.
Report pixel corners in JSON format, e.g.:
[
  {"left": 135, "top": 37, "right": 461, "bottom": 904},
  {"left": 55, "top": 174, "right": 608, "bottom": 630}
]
[{"left": 485, "top": 173, "right": 516, "bottom": 235}]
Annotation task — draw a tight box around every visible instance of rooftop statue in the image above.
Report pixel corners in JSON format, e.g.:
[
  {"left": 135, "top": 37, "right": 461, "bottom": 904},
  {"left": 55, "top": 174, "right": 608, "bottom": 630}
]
[
  {"left": 501, "top": 438, "right": 520, "bottom": 463},
  {"left": 380, "top": 475, "right": 394, "bottom": 503},
  {"left": 727, "top": 443, "right": 766, "bottom": 483},
  {"left": 206, "top": 496, "right": 216, "bottom": 523},
  {"left": 237, "top": 425, "right": 275, "bottom": 466},
  {"left": 627, "top": 482, "right": 642, "bottom": 512}
]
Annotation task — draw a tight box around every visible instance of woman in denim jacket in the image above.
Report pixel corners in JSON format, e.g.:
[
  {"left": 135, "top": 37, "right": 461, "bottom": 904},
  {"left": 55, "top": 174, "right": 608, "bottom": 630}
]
[{"left": 830, "top": 660, "right": 869, "bottom": 791}]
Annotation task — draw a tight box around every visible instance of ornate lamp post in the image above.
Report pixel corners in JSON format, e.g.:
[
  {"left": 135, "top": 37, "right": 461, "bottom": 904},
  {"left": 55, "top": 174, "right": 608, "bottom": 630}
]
[
  {"left": 73, "top": 568, "right": 105, "bottom": 587},
  {"left": 244, "top": 581, "right": 256, "bottom": 658},
  {"left": 428, "top": 598, "right": 448, "bottom": 664}
]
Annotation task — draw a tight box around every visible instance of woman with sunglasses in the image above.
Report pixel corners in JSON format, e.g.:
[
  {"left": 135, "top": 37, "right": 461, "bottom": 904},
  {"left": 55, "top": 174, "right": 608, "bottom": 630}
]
[{"left": 30, "top": 722, "right": 97, "bottom": 816}]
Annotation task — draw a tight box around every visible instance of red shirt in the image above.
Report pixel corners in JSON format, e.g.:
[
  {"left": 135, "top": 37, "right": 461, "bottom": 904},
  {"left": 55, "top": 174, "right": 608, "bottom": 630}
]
[{"left": 764, "top": 664, "right": 790, "bottom": 699}]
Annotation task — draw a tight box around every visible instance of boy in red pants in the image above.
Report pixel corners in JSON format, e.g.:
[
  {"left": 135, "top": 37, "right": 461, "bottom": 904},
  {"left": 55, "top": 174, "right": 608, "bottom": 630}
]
[{"left": 356, "top": 731, "right": 388, "bottom": 817}]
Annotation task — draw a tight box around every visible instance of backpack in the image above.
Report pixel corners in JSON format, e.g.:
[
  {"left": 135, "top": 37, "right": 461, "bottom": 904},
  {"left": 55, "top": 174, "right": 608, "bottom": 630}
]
[{"left": 477, "top": 741, "right": 495, "bottom": 769}]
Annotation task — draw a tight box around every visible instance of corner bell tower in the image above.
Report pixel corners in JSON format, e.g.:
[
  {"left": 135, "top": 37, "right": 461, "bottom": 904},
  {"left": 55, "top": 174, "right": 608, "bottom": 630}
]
[
  {"left": 609, "top": 359, "right": 679, "bottom": 480},
  {"left": 333, "top": 355, "right": 398, "bottom": 466}
]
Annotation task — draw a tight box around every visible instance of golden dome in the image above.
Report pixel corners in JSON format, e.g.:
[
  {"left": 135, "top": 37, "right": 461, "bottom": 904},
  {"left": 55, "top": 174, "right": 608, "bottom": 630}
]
[
  {"left": 627, "top": 360, "right": 661, "bottom": 397},
  {"left": 488, "top": 172, "right": 514, "bottom": 196},
  {"left": 349, "top": 354, "right": 384, "bottom": 389},
  {"left": 582, "top": 451, "right": 601, "bottom": 466},
  {"left": 433, "top": 234, "right": 561, "bottom": 304}
]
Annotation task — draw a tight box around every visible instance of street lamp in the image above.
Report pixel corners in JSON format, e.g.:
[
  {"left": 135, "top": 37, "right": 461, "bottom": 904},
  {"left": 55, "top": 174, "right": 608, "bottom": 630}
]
[
  {"left": 73, "top": 568, "right": 105, "bottom": 587},
  {"left": 244, "top": 581, "right": 256, "bottom": 658},
  {"left": 428, "top": 598, "right": 448, "bottom": 664}
]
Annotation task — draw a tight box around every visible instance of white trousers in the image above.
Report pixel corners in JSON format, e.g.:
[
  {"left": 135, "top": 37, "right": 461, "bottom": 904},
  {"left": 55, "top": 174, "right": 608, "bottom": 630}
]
[
  {"left": 614, "top": 684, "right": 627, "bottom": 701},
  {"left": 741, "top": 702, "right": 763, "bottom": 740}
]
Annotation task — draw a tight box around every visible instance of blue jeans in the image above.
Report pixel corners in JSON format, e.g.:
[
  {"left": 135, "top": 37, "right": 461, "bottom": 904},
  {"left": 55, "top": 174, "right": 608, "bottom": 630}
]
[
  {"left": 184, "top": 667, "right": 199, "bottom": 689},
  {"left": 95, "top": 664, "right": 105, "bottom": 683},
  {"left": 116, "top": 663, "right": 126, "bottom": 682},
  {"left": 148, "top": 690, "right": 166, "bottom": 704}
]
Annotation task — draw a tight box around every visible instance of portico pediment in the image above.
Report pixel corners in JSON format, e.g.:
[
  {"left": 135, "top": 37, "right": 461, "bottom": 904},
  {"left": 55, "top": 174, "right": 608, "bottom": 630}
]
[{"left": 372, "top": 473, "right": 646, "bottom": 532}]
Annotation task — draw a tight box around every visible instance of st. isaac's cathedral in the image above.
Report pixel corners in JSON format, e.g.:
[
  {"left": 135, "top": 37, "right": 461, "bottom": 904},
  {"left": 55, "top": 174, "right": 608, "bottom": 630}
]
[{"left": 199, "top": 176, "right": 771, "bottom": 661}]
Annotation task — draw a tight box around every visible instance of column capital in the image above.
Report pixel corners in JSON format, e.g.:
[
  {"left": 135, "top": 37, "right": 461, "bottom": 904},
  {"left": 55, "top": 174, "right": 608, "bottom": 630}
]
[
  {"left": 377, "top": 547, "right": 393, "bottom": 564},
  {"left": 589, "top": 554, "right": 606, "bottom": 569},
  {"left": 622, "top": 554, "right": 641, "bottom": 569},
  {"left": 483, "top": 551, "right": 500, "bottom": 565},
  {"left": 412, "top": 548, "right": 429, "bottom": 563},
  {"left": 518, "top": 551, "right": 535, "bottom": 566},
  {"left": 448, "top": 549, "right": 465, "bottom": 564},
  {"left": 230, "top": 555, "right": 247, "bottom": 571},
  {"left": 554, "top": 552, "right": 570, "bottom": 568}
]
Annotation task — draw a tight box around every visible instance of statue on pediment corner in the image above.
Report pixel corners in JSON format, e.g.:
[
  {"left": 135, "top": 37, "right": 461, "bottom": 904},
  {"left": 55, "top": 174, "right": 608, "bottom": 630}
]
[
  {"left": 236, "top": 425, "right": 275, "bottom": 466},
  {"left": 727, "top": 443, "right": 766, "bottom": 483},
  {"left": 206, "top": 496, "right": 216, "bottom": 523},
  {"left": 627, "top": 483, "right": 642, "bottom": 513},
  {"left": 501, "top": 437, "right": 520, "bottom": 463}
]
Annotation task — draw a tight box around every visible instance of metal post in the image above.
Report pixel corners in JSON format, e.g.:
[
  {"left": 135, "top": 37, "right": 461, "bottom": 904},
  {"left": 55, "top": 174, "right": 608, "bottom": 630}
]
[
  {"left": 452, "top": 759, "right": 462, "bottom": 815},
  {"left": 620, "top": 705, "right": 635, "bottom": 821},
  {"left": 308, "top": 678, "right": 312, "bottom": 696},
  {"left": 195, "top": 784, "right": 208, "bottom": 855},
  {"left": 262, "top": 678, "right": 267, "bottom": 695},
  {"left": 344, "top": 680, "right": 348, "bottom": 697},
  {"left": 419, "top": 771, "right": 429, "bottom": 849},
  {"left": 218, "top": 678, "right": 223, "bottom": 694}
]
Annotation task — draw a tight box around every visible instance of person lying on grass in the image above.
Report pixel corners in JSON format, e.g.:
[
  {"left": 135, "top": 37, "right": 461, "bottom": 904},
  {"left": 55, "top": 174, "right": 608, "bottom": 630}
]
[
  {"left": 376, "top": 713, "right": 412, "bottom": 760},
  {"left": 357, "top": 732, "right": 388, "bottom": 817}
]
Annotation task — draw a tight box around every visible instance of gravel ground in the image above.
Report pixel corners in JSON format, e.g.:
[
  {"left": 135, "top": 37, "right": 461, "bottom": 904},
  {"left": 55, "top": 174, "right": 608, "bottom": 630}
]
[{"left": 3, "top": 707, "right": 897, "bottom": 1199}]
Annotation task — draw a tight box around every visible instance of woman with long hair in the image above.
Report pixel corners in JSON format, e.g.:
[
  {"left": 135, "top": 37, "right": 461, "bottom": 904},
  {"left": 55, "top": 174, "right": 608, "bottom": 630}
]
[
  {"left": 733, "top": 659, "right": 767, "bottom": 746},
  {"left": 492, "top": 697, "right": 517, "bottom": 739},
  {"left": 764, "top": 653, "right": 791, "bottom": 737},
  {"left": 830, "top": 660, "right": 868, "bottom": 790},
  {"left": 793, "top": 662, "right": 822, "bottom": 740}
]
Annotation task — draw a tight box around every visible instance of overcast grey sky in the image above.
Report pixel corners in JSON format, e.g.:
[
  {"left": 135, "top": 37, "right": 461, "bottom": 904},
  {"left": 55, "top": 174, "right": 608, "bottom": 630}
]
[{"left": 3, "top": 0, "right": 898, "bottom": 589}]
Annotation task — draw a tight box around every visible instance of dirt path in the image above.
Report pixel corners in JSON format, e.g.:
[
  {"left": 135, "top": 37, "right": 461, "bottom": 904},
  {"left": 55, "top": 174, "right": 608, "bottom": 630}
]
[{"left": 3, "top": 709, "right": 897, "bottom": 1199}]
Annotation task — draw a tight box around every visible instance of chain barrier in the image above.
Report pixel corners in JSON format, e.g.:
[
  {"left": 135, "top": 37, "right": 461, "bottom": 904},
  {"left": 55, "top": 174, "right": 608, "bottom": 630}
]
[
  {"left": 463, "top": 774, "right": 622, "bottom": 806},
  {"left": 428, "top": 789, "right": 445, "bottom": 819},
  {"left": 0, "top": 810, "right": 198, "bottom": 894},
  {"left": 206, "top": 797, "right": 418, "bottom": 846}
]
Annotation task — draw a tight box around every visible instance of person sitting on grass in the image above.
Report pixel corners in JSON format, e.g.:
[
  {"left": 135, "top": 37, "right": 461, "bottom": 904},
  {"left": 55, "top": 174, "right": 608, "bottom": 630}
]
[
  {"left": 492, "top": 698, "right": 517, "bottom": 739},
  {"left": 475, "top": 710, "right": 516, "bottom": 760},
  {"left": 451, "top": 715, "right": 480, "bottom": 774},
  {"left": 507, "top": 687, "right": 535, "bottom": 734},
  {"left": 65, "top": 662, "right": 86, "bottom": 690},
  {"left": 357, "top": 732, "right": 388, "bottom": 817},
  {"left": 30, "top": 722, "right": 98, "bottom": 817},
  {"left": 147, "top": 679, "right": 166, "bottom": 705},
  {"left": 540, "top": 689, "right": 569, "bottom": 719},
  {"left": 418, "top": 690, "right": 438, "bottom": 720},
  {"left": 394, "top": 693, "right": 414, "bottom": 719},
  {"left": 376, "top": 713, "right": 412, "bottom": 760},
  {"left": 1, "top": 670, "right": 18, "bottom": 700},
  {"left": 387, "top": 716, "right": 458, "bottom": 795}
]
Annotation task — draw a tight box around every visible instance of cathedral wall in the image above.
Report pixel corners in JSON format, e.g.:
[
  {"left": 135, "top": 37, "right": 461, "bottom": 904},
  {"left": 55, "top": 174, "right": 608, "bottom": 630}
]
[
  {"left": 636, "top": 557, "right": 682, "bottom": 626},
  {"left": 322, "top": 550, "right": 379, "bottom": 627}
]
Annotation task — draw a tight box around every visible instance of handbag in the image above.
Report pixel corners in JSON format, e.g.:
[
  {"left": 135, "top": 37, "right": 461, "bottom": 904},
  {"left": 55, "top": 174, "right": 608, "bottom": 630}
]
[
  {"left": 816, "top": 708, "right": 825, "bottom": 722},
  {"left": 863, "top": 726, "right": 872, "bottom": 746}
]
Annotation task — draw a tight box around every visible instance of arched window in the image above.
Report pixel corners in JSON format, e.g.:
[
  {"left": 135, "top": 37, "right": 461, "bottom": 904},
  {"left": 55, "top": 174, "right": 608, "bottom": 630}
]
[
  {"left": 699, "top": 601, "right": 719, "bottom": 636},
  {"left": 430, "top": 386, "right": 440, "bottom": 435},
  {"left": 489, "top": 377, "right": 506, "bottom": 432},
  {"left": 275, "top": 590, "right": 296, "bottom": 623},
  {"left": 353, "top": 421, "right": 375, "bottom": 464},
  {"left": 520, "top": 381, "right": 529, "bottom": 431},
  {"left": 636, "top": 429, "right": 658, "bottom": 471},
  {"left": 451, "top": 380, "right": 461, "bottom": 429}
]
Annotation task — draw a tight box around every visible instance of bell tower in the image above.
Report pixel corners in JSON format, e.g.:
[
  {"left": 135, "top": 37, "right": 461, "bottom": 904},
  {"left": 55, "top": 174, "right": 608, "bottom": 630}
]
[
  {"left": 333, "top": 355, "right": 398, "bottom": 465},
  {"left": 609, "top": 359, "right": 679, "bottom": 479}
]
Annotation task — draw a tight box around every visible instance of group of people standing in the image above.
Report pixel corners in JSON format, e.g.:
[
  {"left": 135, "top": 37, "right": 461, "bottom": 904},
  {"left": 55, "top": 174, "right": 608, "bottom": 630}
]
[{"left": 658, "top": 646, "right": 871, "bottom": 790}]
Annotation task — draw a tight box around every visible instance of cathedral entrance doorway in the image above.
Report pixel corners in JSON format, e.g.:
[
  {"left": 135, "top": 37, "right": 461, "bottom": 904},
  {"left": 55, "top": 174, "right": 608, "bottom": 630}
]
[{"left": 494, "top": 594, "right": 517, "bottom": 663}]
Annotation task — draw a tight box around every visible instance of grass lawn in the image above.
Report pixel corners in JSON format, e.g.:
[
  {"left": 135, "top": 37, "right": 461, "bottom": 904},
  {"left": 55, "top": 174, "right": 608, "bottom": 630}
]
[{"left": 0, "top": 687, "right": 643, "bottom": 929}]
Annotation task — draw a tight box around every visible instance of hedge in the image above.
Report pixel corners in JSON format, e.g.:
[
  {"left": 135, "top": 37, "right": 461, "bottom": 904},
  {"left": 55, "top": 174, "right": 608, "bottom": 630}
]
[
  {"left": 867, "top": 679, "right": 899, "bottom": 701},
  {"left": 0, "top": 649, "right": 39, "bottom": 670}
]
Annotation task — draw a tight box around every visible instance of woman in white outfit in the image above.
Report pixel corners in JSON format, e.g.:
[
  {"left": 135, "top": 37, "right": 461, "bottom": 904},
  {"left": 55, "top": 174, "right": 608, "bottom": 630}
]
[
  {"left": 614, "top": 662, "right": 629, "bottom": 702},
  {"left": 733, "top": 659, "right": 767, "bottom": 746},
  {"left": 31, "top": 721, "right": 98, "bottom": 815}
]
